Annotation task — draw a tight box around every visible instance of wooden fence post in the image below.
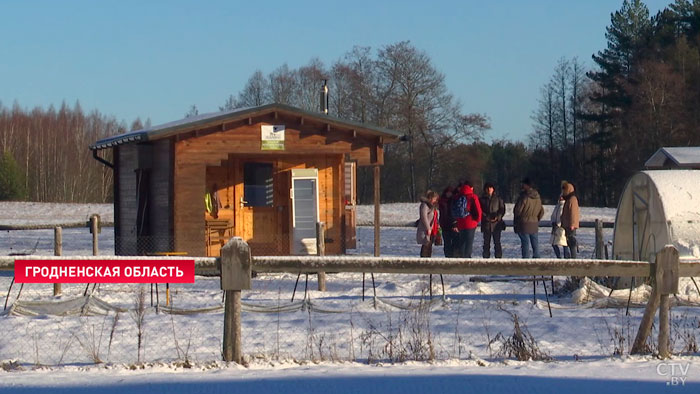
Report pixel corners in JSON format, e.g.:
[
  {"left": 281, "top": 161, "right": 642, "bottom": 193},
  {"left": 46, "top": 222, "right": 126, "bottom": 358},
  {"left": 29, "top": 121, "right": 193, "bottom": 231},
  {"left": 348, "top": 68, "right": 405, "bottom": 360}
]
[
  {"left": 595, "top": 219, "right": 604, "bottom": 260},
  {"left": 54, "top": 227, "right": 62, "bottom": 296},
  {"left": 373, "top": 165, "right": 380, "bottom": 257},
  {"left": 631, "top": 245, "right": 679, "bottom": 357},
  {"left": 656, "top": 246, "right": 679, "bottom": 359},
  {"left": 316, "top": 222, "right": 326, "bottom": 292},
  {"left": 220, "top": 237, "right": 251, "bottom": 364},
  {"left": 631, "top": 285, "right": 660, "bottom": 354},
  {"left": 223, "top": 290, "right": 242, "bottom": 363},
  {"left": 90, "top": 215, "right": 99, "bottom": 256}
]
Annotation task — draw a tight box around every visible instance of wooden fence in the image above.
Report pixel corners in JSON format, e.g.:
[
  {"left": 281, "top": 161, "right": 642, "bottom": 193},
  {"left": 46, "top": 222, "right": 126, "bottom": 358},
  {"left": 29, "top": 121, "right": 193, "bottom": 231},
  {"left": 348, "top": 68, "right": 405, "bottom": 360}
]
[
  {"left": 219, "top": 238, "right": 700, "bottom": 363},
  {"left": 2, "top": 237, "right": 700, "bottom": 363}
]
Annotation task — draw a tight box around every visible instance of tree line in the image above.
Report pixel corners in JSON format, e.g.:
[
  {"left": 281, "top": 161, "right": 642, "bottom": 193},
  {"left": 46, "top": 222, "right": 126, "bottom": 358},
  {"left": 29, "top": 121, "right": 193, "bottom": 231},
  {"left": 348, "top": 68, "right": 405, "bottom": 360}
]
[
  {"left": 2, "top": 0, "right": 699, "bottom": 206},
  {"left": 0, "top": 101, "right": 131, "bottom": 203},
  {"left": 530, "top": 0, "right": 700, "bottom": 206},
  {"left": 213, "top": 0, "right": 700, "bottom": 206}
]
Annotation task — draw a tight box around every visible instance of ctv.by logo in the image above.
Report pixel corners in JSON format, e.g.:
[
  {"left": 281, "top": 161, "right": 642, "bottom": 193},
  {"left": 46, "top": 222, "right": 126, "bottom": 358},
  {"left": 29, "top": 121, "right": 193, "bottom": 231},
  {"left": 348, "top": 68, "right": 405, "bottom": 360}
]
[{"left": 657, "top": 362, "right": 690, "bottom": 386}]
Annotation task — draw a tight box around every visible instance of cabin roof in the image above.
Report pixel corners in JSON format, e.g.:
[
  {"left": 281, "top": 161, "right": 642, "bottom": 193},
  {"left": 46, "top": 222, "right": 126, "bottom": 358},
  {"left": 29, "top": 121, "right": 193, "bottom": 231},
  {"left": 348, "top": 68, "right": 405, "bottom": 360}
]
[
  {"left": 91, "top": 103, "right": 403, "bottom": 150},
  {"left": 645, "top": 147, "right": 700, "bottom": 169}
]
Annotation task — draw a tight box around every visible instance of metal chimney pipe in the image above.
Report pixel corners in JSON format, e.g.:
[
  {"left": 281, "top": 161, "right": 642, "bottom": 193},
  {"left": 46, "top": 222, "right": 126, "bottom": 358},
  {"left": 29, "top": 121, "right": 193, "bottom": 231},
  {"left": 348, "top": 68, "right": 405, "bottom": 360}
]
[{"left": 320, "top": 79, "right": 329, "bottom": 114}]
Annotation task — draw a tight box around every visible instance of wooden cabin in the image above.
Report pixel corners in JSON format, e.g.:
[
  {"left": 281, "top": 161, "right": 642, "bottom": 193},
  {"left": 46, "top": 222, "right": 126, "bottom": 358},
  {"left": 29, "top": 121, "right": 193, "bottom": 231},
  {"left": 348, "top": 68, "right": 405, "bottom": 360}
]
[{"left": 90, "top": 103, "right": 401, "bottom": 257}]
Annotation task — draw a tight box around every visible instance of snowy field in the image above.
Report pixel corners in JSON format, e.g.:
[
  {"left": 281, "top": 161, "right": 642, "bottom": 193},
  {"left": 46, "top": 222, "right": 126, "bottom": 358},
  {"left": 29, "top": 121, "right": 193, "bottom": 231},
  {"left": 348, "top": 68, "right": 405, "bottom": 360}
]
[
  {"left": 0, "top": 202, "right": 699, "bottom": 393},
  {"left": 357, "top": 202, "right": 618, "bottom": 226}
]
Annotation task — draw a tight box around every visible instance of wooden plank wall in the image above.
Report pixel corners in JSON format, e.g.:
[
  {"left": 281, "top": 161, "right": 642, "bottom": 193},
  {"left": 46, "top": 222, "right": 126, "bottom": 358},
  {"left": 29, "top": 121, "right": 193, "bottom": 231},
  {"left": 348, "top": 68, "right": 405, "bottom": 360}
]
[
  {"left": 174, "top": 147, "right": 207, "bottom": 256},
  {"left": 173, "top": 118, "right": 376, "bottom": 256},
  {"left": 174, "top": 120, "right": 380, "bottom": 165}
]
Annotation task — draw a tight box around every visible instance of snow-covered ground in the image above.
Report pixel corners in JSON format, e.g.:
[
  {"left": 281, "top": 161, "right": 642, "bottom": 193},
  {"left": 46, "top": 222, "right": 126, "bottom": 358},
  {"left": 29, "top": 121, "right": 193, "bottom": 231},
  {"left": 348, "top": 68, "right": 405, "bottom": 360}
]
[
  {"left": 0, "top": 202, "right": 113, "bottom": 228},
  {"left": 1, "top": 359, "right": 699, "bottom": 393},
  {"left": 0, "top": 202, "right": 698, "bottom": 393}
]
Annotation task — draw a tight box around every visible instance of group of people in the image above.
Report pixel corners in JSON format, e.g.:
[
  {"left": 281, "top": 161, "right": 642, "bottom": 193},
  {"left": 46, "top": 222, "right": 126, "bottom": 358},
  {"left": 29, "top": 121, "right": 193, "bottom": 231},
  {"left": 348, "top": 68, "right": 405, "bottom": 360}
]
[{"left": 416, "top": 178, "right": 580, "bottom": 259}]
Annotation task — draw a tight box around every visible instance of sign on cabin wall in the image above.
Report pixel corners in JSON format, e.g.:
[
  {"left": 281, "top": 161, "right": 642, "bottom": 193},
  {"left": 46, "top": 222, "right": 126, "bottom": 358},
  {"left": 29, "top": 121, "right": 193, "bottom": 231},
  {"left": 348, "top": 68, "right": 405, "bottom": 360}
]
[{"left": 261, "top": 125, "right": 285, "bottom": 150}]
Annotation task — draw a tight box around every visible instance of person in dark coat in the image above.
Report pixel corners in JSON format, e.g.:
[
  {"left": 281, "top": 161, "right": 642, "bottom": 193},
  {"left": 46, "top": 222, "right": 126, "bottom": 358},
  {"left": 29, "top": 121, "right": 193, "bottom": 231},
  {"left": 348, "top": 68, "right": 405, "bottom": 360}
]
[
  {"left": 480, "top": 183, "right": 506, "bottom": 258},
  {"left": 416, "top": 190, "right": 440, "bottom": 257},
  {"left": 438, "top": 186, "right": 457, "bottom": 257},
  {"left": 513, "top": 178, "right": 544, "bottom": 258},
  {"left": 453, "top": 181, "right": 482, "bottom": 258}
]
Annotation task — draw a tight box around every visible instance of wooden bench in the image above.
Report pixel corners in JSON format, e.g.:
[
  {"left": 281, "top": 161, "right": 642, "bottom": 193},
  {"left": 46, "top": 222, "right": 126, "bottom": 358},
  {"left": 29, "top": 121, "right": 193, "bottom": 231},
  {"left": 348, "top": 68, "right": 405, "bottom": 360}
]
[{"left": 206, "top": 219, "right": 234, "bottom": 255}]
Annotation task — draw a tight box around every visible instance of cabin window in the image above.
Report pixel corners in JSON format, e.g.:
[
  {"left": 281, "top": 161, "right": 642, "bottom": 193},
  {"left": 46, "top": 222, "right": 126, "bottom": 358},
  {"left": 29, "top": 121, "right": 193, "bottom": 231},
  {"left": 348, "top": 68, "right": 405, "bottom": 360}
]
[{"left": 243, "top": 162, "right": 273, "bottom": 207}]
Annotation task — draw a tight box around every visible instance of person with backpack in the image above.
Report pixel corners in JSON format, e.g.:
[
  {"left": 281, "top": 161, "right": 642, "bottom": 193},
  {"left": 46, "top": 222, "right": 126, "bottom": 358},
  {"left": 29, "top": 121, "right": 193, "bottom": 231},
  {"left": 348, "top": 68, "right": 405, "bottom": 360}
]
[
  {"left": 451, "top": 181, "right": 482, "bottom": 258},
  {"left": 416, "top": 190, "right": 440, "bottom": 257},
  {"left": 438, "top": 186, "right": 458, "bottom": 257},
  {"left": 480, "top": 183, "right": 506, "bottom": 258},
  {"left": 513, "top": 178, "right": 544, "bottom": 258}
]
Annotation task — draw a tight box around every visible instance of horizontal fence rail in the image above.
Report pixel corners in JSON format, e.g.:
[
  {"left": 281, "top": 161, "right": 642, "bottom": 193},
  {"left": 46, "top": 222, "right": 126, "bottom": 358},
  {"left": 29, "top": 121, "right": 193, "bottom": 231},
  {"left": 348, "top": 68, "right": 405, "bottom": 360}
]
[
  {"left": 2, "top": 255, "right": 700, "bottom": 278},
  {"left": 0, "top": 221, "right": 116, "bottom": 230},
  {"left": 250, "top": 256, "right": 700, "bottom": 277},
  {"left": 0, "top": 256, "right": 219, "bottom": 276},
  {"left": 0, "top": 219, "right": 612, "bottom": 231}
]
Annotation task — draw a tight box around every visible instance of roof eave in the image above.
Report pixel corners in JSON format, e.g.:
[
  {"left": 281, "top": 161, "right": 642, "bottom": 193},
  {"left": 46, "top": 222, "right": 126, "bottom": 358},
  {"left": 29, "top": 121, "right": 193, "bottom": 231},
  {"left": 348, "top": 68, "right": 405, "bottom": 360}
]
[{"left": 91, "top": 103, "right": 403, "bottom": 149}]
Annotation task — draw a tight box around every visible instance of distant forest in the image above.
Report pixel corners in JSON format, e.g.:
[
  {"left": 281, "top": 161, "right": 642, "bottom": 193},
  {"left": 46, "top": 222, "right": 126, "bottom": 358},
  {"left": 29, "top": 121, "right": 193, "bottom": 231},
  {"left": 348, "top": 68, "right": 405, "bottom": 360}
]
[{"left": 2, "top": 0, "right": 700, "bottom": 206}]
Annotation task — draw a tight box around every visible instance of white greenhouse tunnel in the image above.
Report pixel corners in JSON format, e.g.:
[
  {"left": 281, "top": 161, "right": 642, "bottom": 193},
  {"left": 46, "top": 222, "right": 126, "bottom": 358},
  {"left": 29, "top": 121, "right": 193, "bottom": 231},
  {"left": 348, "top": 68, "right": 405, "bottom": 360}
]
[{"left": 613, "top": 170, "right": 700, "bottom": 262}]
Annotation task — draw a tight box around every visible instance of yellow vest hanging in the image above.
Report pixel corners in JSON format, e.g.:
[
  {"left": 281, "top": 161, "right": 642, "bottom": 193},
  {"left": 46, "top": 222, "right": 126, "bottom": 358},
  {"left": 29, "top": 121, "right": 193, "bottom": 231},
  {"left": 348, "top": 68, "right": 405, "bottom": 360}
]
[{"left": 205, "top": 192, "right": 213, "bottom": 213}]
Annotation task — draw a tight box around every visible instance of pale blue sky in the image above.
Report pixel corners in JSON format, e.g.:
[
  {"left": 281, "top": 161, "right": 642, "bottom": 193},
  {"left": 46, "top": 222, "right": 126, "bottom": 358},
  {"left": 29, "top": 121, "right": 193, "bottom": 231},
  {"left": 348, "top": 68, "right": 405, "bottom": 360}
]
[{"left": 0, "top": 0, "right": 670, "bottom": 141}]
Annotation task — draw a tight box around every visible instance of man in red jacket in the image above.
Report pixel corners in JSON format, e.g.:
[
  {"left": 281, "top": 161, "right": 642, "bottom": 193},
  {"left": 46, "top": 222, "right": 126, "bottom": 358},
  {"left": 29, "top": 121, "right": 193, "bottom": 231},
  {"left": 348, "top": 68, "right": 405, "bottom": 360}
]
[{"left": 452, "top": 181, "right": 482, "bottom": 258}]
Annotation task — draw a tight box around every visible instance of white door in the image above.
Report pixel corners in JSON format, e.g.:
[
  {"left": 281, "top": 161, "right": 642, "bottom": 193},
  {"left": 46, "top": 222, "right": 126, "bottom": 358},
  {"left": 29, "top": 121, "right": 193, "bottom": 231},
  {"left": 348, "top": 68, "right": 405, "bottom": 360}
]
[{"left": 290, "top": 169, "right": 319, "bottom": 255}]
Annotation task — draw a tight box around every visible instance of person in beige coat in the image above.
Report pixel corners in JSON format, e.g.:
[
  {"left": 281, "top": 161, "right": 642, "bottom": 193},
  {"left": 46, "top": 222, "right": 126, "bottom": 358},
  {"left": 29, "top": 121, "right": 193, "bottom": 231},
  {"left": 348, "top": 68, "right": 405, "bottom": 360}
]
[
  {"left": 560, "top": 181, "right": 580, "bottom": 258},
  {"left": 416, "top": 190, "right": 440, "bottom": 257}
]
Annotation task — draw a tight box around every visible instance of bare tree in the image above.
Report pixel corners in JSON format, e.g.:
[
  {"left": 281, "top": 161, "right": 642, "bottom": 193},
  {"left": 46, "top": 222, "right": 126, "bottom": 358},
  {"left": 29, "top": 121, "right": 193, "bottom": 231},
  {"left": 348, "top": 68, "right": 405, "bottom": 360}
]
[
  {"left": 296, "top": 58, "right": 327, "bottom": 111},
  {"left": 267, "top": 64, "right": 298, "bottom": 105},
  {"left": 219, "top": 95, "right": 238, "bottom": 111},
  {"left": 375, "top": 41, "right": 452, "bottom": 200},
  {"left": 184, "top": 105, "right": 199, "bottom": 118},
  {"left": 237, "top": 70, "right": 269, "bottom": 107},
  {"left": 553, "top": 58, "right": 571, "bottom": 151},
  {"left": 330, "top": 46, "right": 377, "bottom": 122},
  {"left": 130, "top": 118, "right": 144, "bottom": 131},
  {"left": 570, "top": 57, "right": 586, "bottom": 181}
]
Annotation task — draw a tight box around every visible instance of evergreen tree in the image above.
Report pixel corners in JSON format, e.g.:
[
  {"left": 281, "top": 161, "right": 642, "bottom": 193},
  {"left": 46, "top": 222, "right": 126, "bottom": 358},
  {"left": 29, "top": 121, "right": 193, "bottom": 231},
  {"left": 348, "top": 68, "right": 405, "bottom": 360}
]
[
  {"left": 584, "top": 0, "right": 652, "bottom": 206},
  {"left": 0, "top": 151, "right": 27, "bottom": 200}
]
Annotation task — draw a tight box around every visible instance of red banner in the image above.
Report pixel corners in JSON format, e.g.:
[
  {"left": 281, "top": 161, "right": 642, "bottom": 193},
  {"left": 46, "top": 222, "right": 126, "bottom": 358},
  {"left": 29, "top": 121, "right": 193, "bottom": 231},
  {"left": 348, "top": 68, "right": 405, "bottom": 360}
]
[{"left": 15, "top": 259, "right": 195, "bottom": 283}]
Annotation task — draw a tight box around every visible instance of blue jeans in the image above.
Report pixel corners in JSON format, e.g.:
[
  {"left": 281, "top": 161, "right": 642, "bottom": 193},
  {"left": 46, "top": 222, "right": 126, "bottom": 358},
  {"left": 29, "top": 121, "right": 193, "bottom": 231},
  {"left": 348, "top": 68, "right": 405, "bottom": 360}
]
[
  {"left": 518, "top": 232, "right": 539, "bottom": 258},
  {"left": 552, "top": 245, "right": 571, "bottom": 258},
  {"left": 458, "top": 228, "right": 476, "bottom": 258}
]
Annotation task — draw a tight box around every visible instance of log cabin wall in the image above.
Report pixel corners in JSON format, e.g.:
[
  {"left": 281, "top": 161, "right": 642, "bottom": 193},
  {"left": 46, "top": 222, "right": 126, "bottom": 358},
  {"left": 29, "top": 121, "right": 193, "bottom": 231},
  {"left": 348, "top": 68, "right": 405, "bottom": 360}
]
[{"left": 173, "top": 114, "right": 373, "bottom": 257}]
